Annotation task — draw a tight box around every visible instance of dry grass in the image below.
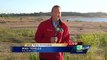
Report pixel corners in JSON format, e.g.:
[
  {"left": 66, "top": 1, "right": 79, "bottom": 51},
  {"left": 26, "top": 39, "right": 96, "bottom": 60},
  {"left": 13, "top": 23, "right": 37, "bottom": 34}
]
[
  {"left": 0, "top": 16, "right": 107, "bottom": 33},
  {"left": 0, "top": 16, "right": 107, "bottom": 60}
]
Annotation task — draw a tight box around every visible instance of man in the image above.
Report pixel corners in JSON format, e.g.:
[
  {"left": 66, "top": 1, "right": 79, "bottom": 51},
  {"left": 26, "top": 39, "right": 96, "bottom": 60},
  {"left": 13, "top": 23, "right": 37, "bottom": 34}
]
[{"left": 35, "top": 5, "right": 71, "bottom": 60}]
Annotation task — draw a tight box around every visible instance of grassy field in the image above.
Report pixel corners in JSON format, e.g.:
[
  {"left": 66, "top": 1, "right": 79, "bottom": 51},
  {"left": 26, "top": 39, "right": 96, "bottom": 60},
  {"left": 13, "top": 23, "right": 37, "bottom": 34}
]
[{"left": 0, "top": 16, "right": 107, "bottom": 60}]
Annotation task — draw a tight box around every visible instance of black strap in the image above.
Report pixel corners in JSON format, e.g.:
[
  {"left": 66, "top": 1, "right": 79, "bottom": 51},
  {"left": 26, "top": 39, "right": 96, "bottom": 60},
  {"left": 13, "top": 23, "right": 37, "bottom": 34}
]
[{"left": 51, "top": 18, "right": 63, "bottom": 37}]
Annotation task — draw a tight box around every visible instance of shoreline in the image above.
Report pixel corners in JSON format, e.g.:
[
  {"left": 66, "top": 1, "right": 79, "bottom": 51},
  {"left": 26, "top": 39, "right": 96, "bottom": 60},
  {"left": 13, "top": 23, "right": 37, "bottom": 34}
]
[{"left": 0, "top": 16, "right": 107, "bottom": 34}]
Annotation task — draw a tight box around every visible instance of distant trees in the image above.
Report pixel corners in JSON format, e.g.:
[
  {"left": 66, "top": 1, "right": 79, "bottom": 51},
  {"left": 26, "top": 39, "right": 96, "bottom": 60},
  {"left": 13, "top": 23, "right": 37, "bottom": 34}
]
[
  {"left": 0, "top": 12, "right": 107, "bottom": 17},
  {"left": 0, "top": 14, "right": 9, "bottom": 19}
]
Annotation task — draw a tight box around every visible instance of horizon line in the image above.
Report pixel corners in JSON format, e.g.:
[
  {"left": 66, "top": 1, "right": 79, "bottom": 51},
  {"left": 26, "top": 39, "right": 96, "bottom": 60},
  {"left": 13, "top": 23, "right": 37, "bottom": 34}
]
[{"left": 0, "top": 11, "right": 107, "bottom": 14}]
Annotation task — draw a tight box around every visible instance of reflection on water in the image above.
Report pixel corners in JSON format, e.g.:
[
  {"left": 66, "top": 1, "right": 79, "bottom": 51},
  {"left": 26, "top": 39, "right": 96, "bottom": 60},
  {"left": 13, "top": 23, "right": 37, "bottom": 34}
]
[{"left": 62, "top": 17, "right": 107, "bottom": 22}]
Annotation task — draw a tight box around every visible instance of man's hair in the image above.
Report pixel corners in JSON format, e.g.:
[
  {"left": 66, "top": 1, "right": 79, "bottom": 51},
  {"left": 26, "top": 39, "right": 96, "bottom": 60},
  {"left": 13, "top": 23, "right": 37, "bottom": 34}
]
[{"left": 51, "top": 5, "right": 60, "bottom": 12}]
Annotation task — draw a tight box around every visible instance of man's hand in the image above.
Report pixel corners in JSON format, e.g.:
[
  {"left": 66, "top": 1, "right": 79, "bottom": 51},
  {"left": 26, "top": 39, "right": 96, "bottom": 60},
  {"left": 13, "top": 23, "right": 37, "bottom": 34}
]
[{"left": 51, "top": 37, "right": 58, "bottom": 43}]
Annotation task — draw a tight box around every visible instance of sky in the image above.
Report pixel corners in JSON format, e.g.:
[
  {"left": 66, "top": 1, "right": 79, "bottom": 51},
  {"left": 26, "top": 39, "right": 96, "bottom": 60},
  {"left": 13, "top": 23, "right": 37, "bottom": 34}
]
[{"left": 0, "top": 0, "right": 107, "bottom": 13}]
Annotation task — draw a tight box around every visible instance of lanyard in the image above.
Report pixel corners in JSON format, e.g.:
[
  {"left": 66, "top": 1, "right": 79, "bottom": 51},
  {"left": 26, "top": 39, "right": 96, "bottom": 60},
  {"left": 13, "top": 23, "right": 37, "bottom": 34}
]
[{"left": 51, "top": 19, "right": 63, "bottom": 37}]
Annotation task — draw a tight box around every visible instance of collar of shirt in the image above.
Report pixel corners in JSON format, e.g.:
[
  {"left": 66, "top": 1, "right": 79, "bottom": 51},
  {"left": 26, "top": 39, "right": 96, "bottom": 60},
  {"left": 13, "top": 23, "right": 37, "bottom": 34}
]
[{"left": 52, "top": 20, "right": 59, "bottom": 28}]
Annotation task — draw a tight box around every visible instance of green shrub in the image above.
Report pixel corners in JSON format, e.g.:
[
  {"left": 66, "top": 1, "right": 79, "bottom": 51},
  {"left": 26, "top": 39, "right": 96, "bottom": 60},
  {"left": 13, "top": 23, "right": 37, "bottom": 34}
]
[{"left": 0, "top": 28, "right": 35, "bottom": 43}]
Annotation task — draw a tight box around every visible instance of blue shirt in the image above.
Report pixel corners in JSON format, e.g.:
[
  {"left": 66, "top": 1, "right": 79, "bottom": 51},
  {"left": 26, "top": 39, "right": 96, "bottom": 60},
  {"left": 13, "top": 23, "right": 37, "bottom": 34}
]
[{"left": 52, "top": 20, "right": 59, "bottom": 28}]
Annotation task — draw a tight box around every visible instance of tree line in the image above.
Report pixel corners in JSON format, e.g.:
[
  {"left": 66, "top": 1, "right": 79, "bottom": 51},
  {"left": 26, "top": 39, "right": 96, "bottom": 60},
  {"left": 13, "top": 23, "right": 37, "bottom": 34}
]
[{"left": 0, "top": 12, "right": 107, "bottom": 17}]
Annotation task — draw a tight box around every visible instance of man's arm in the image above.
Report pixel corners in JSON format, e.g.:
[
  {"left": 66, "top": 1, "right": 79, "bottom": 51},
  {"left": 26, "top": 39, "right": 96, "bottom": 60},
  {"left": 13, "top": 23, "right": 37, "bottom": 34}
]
[
  {"left": 35, "top": 23, "right": 50, "bottom": 43},
  {"left": 62, "top": 24, "right": 71, "bottom": 45}
]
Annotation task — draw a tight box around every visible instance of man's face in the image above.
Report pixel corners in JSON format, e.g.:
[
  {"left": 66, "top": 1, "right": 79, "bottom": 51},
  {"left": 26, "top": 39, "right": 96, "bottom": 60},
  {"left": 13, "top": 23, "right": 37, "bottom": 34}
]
[{"left": 51, "top": 8, "right": 61, "bottom": 21}]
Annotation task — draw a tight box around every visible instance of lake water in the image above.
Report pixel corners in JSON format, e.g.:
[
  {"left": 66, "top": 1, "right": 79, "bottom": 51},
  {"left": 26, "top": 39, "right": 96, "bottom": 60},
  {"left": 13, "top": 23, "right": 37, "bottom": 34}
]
[{"left": 62, "top": 17, "right": 107, "bottom": 22}]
